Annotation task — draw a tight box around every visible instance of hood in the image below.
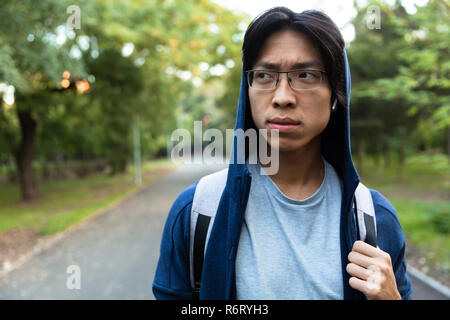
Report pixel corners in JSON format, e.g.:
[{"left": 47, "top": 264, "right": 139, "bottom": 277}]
[{"left": 226, "top": 48, "right": 360, "bottom": 214}]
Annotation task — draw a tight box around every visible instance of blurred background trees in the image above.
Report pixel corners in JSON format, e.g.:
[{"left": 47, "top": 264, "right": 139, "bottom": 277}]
[
  {"left": 348, "top": 0, "right": 449, "bottom": 173},
  {"left": 0, "top": 0, "right": 246, "bottom": 200},
  {"left": 0, "top": 0, "right": 448, "bottom": 201}
]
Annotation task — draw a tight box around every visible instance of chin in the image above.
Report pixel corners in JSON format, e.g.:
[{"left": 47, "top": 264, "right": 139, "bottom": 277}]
[
  {"left": 277, "top": 143, "right": 304, "bottom": 153},
  {"left": 267, "top": 137, "right": 304, "bottom": 153}
]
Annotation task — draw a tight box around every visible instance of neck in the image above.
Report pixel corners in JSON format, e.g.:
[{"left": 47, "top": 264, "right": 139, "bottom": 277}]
[{"left": 261, "top": 136, "right": 325, "bottom": 200}]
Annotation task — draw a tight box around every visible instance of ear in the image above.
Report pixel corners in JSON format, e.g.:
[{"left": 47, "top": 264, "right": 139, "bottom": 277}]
[{"left": 331, "top": 98, "right": 337, "bottom": 112}]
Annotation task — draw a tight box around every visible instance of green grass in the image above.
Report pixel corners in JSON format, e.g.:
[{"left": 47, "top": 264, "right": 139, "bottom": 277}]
[
  {"left": 0, "top": 158, "right": 175, "bottom": 236},
  {"left": 359, "top": 153, "right": 449, "bottom": 195},
  {"left": 390, "top": 198, "right": 449, "bottom": 272},
  {"left": 38, "top": 193, "right": 127, "bottom": 235},
  {"left": 359, "top": 153, "right": 449, "bottom": 272}
]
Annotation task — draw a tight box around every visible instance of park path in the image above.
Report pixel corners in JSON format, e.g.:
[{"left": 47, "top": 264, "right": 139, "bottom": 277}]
[
  {"left": 0, "top": 163, "right": 447, "bottom": 299},
  {"left": 0, "top": 163, "right": 223, "bottom": 299}
]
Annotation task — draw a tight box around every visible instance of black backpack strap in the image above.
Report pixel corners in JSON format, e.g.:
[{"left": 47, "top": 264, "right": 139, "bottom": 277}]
[
  {"left": 192, "top": 214, "right": 211, "bottom": 299},
  {"left": 189, "top": 168, "right": 228, "bottom": 299},
  {"left": 353, "top": 182, "right": 377, "bottom": 247}
]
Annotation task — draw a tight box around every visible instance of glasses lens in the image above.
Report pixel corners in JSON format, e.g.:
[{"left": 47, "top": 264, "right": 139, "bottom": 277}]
[
  {"left": 288, "top": 70, "right": 322, "bottom": 90},
  {"left": 249, "top": 71, "right": 277, "bottom": 90}
]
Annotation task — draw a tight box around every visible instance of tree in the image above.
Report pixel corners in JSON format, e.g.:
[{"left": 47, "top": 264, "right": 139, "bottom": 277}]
[
  {"left": 0, "top": 0, "right": 249, "bottom": 200},
  {"left": 348, "top": 0, "right": 450, "bottom": 172},
  {"left": 347, "top": 0, "right": 449, "bottom": 172},
  {"left": 0, "top": 0, "right": 86, "bottom": 200}
]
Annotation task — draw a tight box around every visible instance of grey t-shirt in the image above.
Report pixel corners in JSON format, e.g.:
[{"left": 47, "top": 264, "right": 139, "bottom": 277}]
[{"left": 235, "top": 157, "right": 344, "bottom": 299}]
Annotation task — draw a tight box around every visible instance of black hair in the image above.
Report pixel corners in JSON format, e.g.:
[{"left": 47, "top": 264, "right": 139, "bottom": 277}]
[{"left": 242, "top": 7, "right": 346, "bottom": 109}]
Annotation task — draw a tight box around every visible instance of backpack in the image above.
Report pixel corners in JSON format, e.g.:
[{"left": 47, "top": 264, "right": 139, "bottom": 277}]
[{"left": 189, "top": 168, "right": 377, "bottom": 299}]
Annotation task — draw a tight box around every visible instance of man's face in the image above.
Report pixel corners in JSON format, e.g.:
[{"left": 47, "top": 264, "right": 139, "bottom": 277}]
[{"left": 248, "top": 29, "right": 333, "bottom": 152}]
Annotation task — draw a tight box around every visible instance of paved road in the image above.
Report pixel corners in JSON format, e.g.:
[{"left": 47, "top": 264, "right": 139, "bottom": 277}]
[
  {"left": 408, "top": 269, "right": 449, "bottom": 300},
  {"left": 0, "top": 164, "right": 224, "bottom": 299},
  {"left": 0, "top": 163, "right": 447, "bottom": 299}
]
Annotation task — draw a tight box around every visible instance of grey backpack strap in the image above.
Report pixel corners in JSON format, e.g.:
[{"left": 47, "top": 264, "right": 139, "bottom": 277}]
[
  {"left": 190, "top": 168, "right": 228, "bottom": 296},
  {"left": 353, "top": 182, "right": 377, "bottom": 247}
]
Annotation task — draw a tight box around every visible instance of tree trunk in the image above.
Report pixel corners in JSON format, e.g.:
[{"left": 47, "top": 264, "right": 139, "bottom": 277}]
[{"left": 15, "top": 108, "right": 38, "bottom": 201}]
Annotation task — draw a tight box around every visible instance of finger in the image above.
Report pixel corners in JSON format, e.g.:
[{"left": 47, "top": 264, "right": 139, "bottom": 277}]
[
  {"left": 348, "top": 250, "right": 374, "bottom": 268},
  {"left": 352, "top": 240, "right": 379, "bottom": 258},
  {"left": 349, "top": 276, "right": 368, "bottom": 295},
  {"left": 346, "top": 263, "right": 370, "bottom": 281}
]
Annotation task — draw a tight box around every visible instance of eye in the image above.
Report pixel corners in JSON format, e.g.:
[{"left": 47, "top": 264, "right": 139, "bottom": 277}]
[
  {"left": 255, "top": 71, "right": 274, "bottom": 79},
  {"left": 298, "top": 72, "right": 316, "bottom": 79}
]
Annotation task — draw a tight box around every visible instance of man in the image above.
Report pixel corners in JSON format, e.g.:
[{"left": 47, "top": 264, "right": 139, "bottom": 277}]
[{"left": 153, "top": 7, "right": 412, "bottom": 300}]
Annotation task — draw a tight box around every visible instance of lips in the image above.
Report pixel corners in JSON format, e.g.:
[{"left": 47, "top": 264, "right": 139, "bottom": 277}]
[{"left": 268, "top": 117, "right": 301, "bottom": 132}]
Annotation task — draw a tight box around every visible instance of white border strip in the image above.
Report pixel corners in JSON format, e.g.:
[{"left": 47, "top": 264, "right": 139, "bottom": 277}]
[{"left": 407, "top": 264, "right": 450, "bottom": 298}]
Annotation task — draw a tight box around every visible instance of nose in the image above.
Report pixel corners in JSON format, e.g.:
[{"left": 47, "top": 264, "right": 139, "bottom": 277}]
[{"left": 272, "top": 74, "right": 296, "bottom": 108}]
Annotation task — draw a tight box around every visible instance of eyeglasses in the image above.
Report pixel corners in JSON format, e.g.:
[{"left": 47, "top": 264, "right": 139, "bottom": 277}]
[{"left": 246, "top": 69, "right": 326, "bottom": 91}]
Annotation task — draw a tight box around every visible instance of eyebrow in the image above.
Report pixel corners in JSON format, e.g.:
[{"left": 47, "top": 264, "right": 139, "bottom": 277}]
[{"left": 253, "top": 61, "right": 324, "bottom": 70}]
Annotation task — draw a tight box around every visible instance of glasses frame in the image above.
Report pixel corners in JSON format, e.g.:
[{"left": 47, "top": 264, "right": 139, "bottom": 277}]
[{"left": 245, "top": 69, "right": 327, "bottom": 91}]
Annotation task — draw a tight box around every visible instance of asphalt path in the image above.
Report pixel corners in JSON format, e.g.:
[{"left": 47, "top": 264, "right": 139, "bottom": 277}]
[{"left": 0, "top": 163, "right": 447, "bottom": 300}]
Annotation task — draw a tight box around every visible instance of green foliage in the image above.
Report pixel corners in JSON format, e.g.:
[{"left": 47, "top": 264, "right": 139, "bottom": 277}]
[
  {"left": 395, "top": 199, "right": 449, "bottom": 236},
  {"left": 391, "top": 198, "right": 449, "bottom": 269},
  {"left": 0, "top": 0, "right": 247, "bottom": 196},
  {"left": 430, "top": 208, "right": 450, "bottom": 235},
  {"left": 360, "top": 152, "right": 449, "bottom": 270},
  {"left": 0, "top": 0, "right": 86, "bottom": 92},
  {"left": 349, "top": 0, "right": 450, "bottom": 159}
]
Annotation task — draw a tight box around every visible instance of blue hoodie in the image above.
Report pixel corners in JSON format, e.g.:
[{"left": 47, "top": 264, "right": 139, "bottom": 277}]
[{"left": 152, "top": 49, "right": 413, "bottom": 300}]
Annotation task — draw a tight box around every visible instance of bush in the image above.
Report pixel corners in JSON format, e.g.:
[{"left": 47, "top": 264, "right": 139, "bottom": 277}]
[{"left": 430, "top": 208, "right": 450, "bottom": 235}]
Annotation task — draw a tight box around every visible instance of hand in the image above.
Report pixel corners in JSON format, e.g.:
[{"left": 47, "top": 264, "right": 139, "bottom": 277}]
[{"left": 347, "top": 240, "right": 402, "bottom": 300}]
